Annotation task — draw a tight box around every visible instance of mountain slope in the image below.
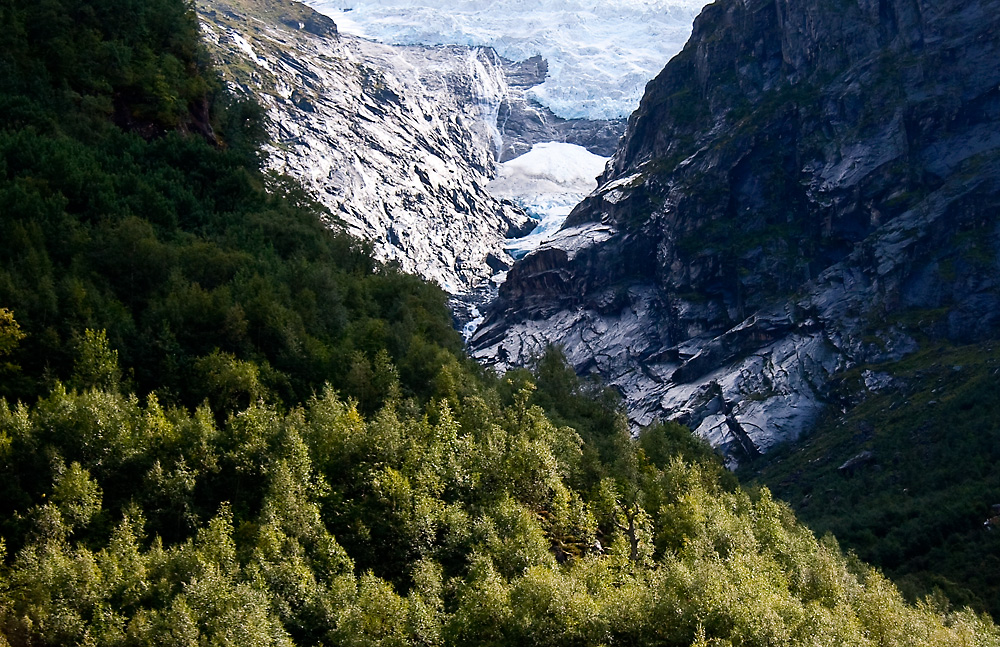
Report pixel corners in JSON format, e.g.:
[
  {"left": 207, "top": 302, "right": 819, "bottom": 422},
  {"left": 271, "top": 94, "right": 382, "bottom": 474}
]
[
  {"left": 2, "top": 0, "right": 1000, "bottom": 643},
  {"left": 197, "top": 0, "right": 630, "bottom": 297},
  {"left": 0, "top": 0, "right": 466, "bottom": 410},
  {"left": 198, "top": 0, "right": 531, "bottom": 295},
  {"left": 744, "top": 341, "right": 1000, "bottom": 617},
  {"left": 472, "top": 0, "right": 1000, "bottom": 462}
]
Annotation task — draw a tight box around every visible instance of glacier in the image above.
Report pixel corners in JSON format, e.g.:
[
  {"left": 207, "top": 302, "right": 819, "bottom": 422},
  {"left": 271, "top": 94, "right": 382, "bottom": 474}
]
[
  {"left": 301, "top": 0, "right": 710, "bottom": 120},
  {"left": 487, "top": 142, "right": 608, "bottom": 259}
]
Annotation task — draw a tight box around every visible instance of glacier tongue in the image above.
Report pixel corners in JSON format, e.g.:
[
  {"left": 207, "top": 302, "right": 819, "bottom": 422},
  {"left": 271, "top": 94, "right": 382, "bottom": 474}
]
[
  {"left": 301, "top": 0, "right": 710, "bottom": 120},
  {"left": 199, "top": 0, "right": 532, "bottom": 295}
]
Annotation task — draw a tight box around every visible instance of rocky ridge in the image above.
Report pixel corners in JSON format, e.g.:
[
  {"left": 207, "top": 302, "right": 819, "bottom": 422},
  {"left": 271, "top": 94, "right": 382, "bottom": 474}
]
[
  {"left": 197, "top": 0, "right": 623, "bottom": 297},
  {"left": 471, "top": 0, "right": 1000, "bottom": 463}
]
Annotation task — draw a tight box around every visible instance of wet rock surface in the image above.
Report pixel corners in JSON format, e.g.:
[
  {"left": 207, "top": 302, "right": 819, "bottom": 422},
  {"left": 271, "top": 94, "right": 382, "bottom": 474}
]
[{"left": 472, "top": 0, "right": 1000, "bottom": 463}]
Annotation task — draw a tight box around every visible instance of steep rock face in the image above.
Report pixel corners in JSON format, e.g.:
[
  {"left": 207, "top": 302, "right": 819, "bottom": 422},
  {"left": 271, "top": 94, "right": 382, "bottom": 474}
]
[
  {"left": 198, "top": 0, "right": 532, "bottom": 294},
  {"left": 472, "top": 0, "right": 1000, "bottom": 462},
  {"left": 198, "top": 0, "right": 625, "bottom": 297}
]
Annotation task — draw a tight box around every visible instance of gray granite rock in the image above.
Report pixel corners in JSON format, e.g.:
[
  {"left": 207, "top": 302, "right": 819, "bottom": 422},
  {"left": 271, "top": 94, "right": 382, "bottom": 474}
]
[{"left": 472, "top": 0, "right": 1000, "bottom": 464}]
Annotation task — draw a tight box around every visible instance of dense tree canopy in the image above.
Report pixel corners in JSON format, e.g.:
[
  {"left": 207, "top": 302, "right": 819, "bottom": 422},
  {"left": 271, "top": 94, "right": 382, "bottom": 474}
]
[
  {"left": 0, "top": 0, "right": 997, "bottom": 644},
  {"left": 0, "top": 0, "right": 464, "bottom": 412},
  {"left": 1, "top": 343, "right": 997, "bottom": 646}
]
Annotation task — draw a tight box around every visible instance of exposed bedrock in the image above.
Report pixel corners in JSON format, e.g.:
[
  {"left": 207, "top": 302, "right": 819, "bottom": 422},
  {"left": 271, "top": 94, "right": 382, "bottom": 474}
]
[{"left": 471, "top": 0, "right": 1000, "bottom": 463}]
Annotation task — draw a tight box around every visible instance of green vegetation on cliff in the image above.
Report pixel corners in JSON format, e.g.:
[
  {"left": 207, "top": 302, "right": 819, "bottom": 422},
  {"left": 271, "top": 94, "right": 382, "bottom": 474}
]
[
  {"left": 745, "top": 341, "right": 1000, "bottom": 619},
  {"left": 0, "top": 0, "right": 997, "bottom": 644}
]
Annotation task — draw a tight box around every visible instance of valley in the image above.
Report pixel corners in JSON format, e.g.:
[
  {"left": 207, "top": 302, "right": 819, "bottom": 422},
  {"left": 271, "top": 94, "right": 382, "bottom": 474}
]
[
  {"left": 2, "top": 0, "right": 1000, "bottom": 639},
  {"left": 200, "top": 0, "right": 1000, "bottom": 616},
  {"left": 470, "top": 0, "right": 1000, "bottom": 467}
]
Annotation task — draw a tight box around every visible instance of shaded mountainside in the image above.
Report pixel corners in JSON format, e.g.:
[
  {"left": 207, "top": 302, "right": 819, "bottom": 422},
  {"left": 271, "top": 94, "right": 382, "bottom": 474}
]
[
  {"left": 0, "top": 0, "right": 466, "bottom": 412},
  {"left": 744, "top": 341, "right": 1000, "bottom": 618},
  {"left": 472, "top": 0, "right": 1000, "bottom": 462}
]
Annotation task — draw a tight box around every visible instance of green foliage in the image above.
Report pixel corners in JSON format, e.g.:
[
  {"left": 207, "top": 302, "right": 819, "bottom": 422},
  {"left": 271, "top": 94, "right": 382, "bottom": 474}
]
[
  {"left": 746, "top": 341, "right": 1000, "bottom": 618},
  {"left": 50, "top": 460, "right": 103, "bottom": 531},
  {"left": 0, "top": 0, "right": 995, "bottom": 643},
  {"left": 0, "top": 309, "right": 24, "bottom": 359},
  {"left": 69, "top": 329, "right": 122, "bottom": 392},
  {"left": 0, "top": 0, "right": 464, "bottom": 409},
  {"left": 193, "top": 349, "right": 271, "bottom": 415},
  {"left": 0, "top": 308, "right": 26, "bottom": 394},
  {"left": 0, "top": 360, "right": 995, "bottom": 646}
]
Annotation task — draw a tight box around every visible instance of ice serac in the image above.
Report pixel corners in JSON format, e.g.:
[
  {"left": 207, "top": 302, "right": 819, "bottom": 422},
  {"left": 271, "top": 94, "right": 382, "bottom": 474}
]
[
  {"left": 495, "top": 56, "right": 625, "bottom": 161},
  {"left": 472, "top": 0, "right": 1000, "bottom": 464},
  {"left": 197, "top": 0, "right": 532, "bottom": 295},
  {"left": 489, "top": 142, "right": 610, "bottom": 259}
]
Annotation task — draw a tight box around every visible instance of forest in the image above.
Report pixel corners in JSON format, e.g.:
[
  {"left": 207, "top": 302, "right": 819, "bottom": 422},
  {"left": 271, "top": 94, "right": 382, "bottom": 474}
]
[{"left": 0, "top": 0, "right": 997, "bottom": 644}]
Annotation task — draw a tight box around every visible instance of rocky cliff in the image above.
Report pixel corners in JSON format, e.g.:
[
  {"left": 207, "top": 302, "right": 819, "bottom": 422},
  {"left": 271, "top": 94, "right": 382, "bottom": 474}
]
[
  {"left": 471, "top": 0, "right": 1000, "bottom": 463},
  {"left": 198, "top": 0, "right": 530, "bottom": 295},
  {"left": 197, "top": 0, "right": 623, "bottom": 297}
]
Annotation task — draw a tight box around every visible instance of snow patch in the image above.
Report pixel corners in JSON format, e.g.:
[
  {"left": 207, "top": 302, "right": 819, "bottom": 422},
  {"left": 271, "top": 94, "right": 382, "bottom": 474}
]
[{"left": 490, "top": 142, "right": 608, "bottom": 193}]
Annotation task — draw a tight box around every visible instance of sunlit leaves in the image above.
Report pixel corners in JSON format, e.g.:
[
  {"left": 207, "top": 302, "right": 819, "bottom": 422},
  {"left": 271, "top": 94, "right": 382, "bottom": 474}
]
[
  {"left": 2, "top": 365, "right": 1000, "bottom": 646},
  {"left": 69, "top": 328, "right": 121, "bottom": 392},
  {"left": 51, "top": 461, "right": 102, "bottom": 531},
  {"left": 0, "top": 308, "right": 25, "bottom": 359}
]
